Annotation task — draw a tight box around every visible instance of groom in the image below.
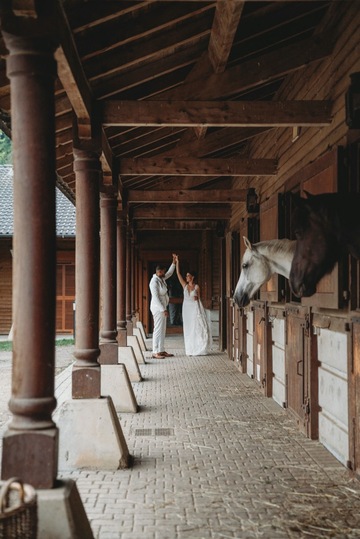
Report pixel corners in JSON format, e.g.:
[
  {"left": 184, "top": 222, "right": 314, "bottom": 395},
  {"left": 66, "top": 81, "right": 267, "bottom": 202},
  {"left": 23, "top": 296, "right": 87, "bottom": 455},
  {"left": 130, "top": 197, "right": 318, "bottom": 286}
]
[{"left": 149, "top": 253, "right": 177, "bottom": 358}]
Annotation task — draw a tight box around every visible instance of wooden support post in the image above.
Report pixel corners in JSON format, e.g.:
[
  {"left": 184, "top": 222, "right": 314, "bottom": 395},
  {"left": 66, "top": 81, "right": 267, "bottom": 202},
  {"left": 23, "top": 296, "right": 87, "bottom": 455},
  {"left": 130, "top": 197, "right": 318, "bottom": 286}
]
[
  {"left": 117, "top": 213, "right": 127, "bottom": 346},
  {"left": 99, "top": 189, "right": 118, "bottom": 364},
  {"left": 0, "top": 26, "right": 59, "bottom": 490},
  {"left": 126, "top": 227, "right": 133, "bottom": 335},
  {"left": 72, "top": 147, "right": 101, "bottom": 398}
]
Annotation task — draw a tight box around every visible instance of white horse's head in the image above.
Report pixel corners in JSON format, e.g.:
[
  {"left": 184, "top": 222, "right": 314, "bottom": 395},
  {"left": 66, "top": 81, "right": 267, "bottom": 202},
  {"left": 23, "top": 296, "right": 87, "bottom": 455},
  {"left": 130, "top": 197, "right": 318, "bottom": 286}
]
[{"left": 233, "top": 237, "right": 273, "bottom": 308}]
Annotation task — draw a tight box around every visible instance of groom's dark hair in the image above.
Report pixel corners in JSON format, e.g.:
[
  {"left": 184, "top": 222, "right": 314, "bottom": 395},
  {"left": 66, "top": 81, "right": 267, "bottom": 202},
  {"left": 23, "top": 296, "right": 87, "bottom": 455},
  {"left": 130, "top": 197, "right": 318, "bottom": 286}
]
[{"left": 156, "top": 264, "right": 166, "bottom": 271}]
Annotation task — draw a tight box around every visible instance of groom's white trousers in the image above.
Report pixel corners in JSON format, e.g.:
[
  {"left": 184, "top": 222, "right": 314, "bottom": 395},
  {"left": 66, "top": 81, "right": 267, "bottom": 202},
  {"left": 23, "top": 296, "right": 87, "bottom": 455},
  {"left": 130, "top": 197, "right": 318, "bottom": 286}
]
[{"left": 152, "top": 311, "right": 166, "bottom": 353}]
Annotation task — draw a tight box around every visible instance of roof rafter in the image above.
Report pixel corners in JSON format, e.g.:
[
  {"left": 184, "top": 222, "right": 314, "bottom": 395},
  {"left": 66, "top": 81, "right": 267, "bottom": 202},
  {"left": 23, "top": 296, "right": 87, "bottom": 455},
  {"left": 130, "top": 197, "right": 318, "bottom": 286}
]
[
  {"left": 102, "top": 100, "right": 332, "bottom": 128},
  {"left": 120, "top": 157, "right": 277, "bottom": 177},
  {"left": 127, "top": 189, "right": 247, "bottom": 203}
]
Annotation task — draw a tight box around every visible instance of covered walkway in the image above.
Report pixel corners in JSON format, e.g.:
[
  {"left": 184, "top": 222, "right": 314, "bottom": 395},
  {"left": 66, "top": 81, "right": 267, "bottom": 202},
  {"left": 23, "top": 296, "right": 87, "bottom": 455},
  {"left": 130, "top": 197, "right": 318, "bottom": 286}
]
[{"left": 47, "top": 335, "right": 360, "bottom": 539}]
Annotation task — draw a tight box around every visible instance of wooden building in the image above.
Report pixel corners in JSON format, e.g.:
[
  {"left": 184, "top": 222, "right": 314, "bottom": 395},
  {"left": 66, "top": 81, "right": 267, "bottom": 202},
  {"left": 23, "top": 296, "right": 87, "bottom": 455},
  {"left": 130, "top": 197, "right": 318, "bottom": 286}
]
[
  {"left": 0, "top": 165, "right": 76, "bottom": 334},
  {"left": 0, "top": 0, "right": 359, "bottom": 532}
]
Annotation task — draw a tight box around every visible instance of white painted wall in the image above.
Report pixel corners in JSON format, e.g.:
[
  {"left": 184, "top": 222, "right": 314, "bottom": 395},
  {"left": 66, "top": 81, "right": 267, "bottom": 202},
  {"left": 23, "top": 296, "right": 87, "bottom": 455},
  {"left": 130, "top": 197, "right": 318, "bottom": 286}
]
[
  {"left": 246, "top": 311, "right": 254, "bottom": 379},
  {"left": 271, "top": 318, "right": 286, "bottom": 408},
  {"left": 317, "top": 328, "right": 348, "bottom": 466}
]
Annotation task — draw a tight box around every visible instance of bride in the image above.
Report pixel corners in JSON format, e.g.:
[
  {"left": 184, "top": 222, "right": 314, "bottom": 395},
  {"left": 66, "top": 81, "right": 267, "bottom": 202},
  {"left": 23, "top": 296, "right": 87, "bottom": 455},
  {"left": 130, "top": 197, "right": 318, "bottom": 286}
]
[{"left": 175, "top": 255, "right": 211, "bottom": 356}]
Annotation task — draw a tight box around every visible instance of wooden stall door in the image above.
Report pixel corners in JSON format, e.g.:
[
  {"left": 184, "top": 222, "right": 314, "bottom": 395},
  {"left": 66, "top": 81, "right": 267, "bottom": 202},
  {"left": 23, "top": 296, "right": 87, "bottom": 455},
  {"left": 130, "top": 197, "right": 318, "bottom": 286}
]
[
  {"left": 234, "top": 306, "right": 247, "bottom": 373},
  {"left": 350, "top": 319, "right": 360, "bottom": 475},
  {"left": 234, "top": 218, "right": 258, "bottom": 372},
  {"left": 285, "top": 306, "right": 312, "bottom": 437},
  {"left": 269, "top": 306, "right": 287, "bottom": 408},
  {"left": 246, "top": 307, "right": 255, "bottom": 378},
  {"left": 253, "top": 300, "right": 272, "bottom": 396}
]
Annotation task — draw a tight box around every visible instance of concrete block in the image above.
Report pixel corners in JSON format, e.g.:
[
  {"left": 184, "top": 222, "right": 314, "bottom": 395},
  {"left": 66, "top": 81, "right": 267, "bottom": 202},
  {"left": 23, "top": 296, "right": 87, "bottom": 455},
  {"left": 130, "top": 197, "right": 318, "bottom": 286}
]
[
  {"left": 127, "top": 335, "right": 146, "bottom": 365},
  {"left": 118, "top": 345, "right": 143, "bottom": 380},
  {"left": 55, "top": 397, "right": 130, "bottom": 470},
  {"left": 101, "top": 364, "right": 138, "bottom": 413},
  {"left": 133, "top": 327, "right": 147, "bottom": 351},
  {"left": 37, "top": 479, "right": 94, "bottom": 539}
]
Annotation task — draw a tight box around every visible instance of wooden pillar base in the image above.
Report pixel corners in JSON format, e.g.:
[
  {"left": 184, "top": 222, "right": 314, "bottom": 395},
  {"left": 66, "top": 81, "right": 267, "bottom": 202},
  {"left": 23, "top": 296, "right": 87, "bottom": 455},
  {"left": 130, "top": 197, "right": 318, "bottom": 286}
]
[
  {"left": 99, "top": 342, "right": 118, "bottom": 365},
  {"left": 1, "top": 428, "right": 58, "bottom": 489},
  {"left": 37, "top": 479, "right": 94, "bottom": 539},
  {"left": 126, "top": 320, "right": 134, "bottom": 336},
  {"left": 118, "top": 346, "right": 143, "bottom": 381},
  {"left": 55, "top": 397, "right": 131, "bottom": 470},
  {"left": 101, "top": 364, "right": 138, "bottom": 413},
  {"left": 72, "top": 365, "right": 101, "bottom": 398},
  {"left": 127, "top": 335, "right": 146, "bottom": 365},
  {"left": 117, "top": 328, "right": 127, "bottom": 347}
]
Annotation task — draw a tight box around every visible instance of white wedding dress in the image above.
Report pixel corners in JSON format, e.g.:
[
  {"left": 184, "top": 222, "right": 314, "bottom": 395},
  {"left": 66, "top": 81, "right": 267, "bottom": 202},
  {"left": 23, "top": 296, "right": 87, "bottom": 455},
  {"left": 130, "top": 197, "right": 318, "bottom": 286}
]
[{"left": 182, "top": 284, "right": 211, "bottom": 356}]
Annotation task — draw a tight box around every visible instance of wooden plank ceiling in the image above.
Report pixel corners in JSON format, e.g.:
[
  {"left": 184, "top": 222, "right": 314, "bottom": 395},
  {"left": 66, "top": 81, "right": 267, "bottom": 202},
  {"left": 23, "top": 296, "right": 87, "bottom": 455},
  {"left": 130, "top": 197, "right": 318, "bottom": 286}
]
[{"left": 0, "top": 0, "right": 336, "bottom": 230}]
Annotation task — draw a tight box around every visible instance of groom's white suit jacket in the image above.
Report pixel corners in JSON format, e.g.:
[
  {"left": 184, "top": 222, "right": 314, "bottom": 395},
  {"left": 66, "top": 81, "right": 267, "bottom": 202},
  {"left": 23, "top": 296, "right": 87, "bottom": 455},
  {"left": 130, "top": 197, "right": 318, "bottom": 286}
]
[{"left": 149, "top": 263, "right": 175, "bottom": 314}]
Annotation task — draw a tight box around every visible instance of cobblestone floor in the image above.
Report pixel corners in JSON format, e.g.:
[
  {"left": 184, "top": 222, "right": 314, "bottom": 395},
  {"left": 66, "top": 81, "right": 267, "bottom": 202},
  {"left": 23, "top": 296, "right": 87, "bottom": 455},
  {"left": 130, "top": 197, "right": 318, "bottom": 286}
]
[{"left": 1, "top": 336, "right": 360, "bottom": 538}]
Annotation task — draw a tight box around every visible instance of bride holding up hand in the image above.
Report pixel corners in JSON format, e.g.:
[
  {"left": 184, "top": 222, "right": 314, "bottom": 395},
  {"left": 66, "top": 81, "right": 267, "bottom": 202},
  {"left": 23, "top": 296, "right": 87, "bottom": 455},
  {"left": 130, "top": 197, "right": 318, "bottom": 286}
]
[{"left": 175, "top": 255, "right": 211, "bottom": 356}]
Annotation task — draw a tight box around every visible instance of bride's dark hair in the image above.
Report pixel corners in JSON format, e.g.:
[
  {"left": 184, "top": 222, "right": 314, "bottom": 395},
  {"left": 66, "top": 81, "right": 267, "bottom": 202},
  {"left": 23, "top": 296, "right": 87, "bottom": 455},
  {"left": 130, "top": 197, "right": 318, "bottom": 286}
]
[{"left": 188, "top": 270, "right": 198, "bottom": 282}]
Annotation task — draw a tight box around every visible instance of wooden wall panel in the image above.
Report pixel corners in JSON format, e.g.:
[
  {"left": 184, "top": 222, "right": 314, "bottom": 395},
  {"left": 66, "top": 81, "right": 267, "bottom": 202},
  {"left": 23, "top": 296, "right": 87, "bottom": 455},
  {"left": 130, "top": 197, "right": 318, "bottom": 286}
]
[
  {"left": 0, "top": 242, "right": 12, "bottom": 334},
  {"left": 229, "top": 4, "right": 360, "bottom": 229}
]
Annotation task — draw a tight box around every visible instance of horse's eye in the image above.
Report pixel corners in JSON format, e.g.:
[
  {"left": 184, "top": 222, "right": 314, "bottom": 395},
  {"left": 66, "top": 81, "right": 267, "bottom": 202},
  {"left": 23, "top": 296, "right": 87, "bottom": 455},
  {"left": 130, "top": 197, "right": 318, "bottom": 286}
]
[{"left": 242, "top": 262, "right": 248, "bottom": 269}]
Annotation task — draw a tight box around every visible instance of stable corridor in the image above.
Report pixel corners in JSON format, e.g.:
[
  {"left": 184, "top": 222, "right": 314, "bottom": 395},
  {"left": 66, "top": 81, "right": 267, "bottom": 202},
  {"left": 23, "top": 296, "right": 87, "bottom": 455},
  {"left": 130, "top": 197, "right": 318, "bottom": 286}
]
[{"left": 57, "top": 335, "right": 360, "bottom": 539}]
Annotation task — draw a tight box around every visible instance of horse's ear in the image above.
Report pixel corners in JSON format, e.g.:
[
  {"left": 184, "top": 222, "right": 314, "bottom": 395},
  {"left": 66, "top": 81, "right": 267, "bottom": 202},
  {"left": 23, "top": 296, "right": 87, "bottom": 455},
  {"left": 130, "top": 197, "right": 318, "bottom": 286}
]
[
  {"left": 243, "top": 236, "right": 252, "bottom": 250},
  {"left": 303, "top": 190, "right": 314, "bottom": 199}
]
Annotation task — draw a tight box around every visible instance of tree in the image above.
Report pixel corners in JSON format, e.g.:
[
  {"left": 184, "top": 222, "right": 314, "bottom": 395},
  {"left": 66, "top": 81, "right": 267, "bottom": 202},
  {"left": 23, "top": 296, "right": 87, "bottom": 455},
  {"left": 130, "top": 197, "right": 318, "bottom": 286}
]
[{"left": 0, "top": 131, "right": 12, "bottom": 164}]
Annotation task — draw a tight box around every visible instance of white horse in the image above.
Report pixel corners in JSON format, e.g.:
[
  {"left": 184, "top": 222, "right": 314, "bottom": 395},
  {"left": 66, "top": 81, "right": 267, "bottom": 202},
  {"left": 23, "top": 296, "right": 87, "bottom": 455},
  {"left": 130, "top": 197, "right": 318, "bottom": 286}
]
[{"left": 233, "top": 237, "right": 296, "bottom": 307}]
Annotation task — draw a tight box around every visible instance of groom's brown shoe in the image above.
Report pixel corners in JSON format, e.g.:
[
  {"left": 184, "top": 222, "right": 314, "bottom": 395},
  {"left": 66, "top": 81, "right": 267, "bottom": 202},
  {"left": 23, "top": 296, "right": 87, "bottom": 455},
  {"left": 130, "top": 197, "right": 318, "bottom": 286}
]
[
  {"left": 152, "top": 353, "right": 164, "bottom": 359},
  {"left": 160, "top": 351, "right": 174, "bottom": 357}
]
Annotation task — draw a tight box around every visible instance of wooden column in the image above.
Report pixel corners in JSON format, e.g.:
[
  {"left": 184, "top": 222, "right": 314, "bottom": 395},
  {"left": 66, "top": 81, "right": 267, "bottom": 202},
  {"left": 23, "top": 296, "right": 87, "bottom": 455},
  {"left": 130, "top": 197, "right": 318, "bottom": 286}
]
[
  {"left": 72, "top": 148, "right": 101, "bottom": 398},
  {"left": 117, "top": 212, "right": 127, "bottom": 346},
  {"left": 0, "top": 26, "right": 58, "bottom": 488},
  {"left": 126, "top": 227, "right": 133, "bottom": 335},
  {"left": 99, "top": 188, "right": 118, "bottom": 363}
]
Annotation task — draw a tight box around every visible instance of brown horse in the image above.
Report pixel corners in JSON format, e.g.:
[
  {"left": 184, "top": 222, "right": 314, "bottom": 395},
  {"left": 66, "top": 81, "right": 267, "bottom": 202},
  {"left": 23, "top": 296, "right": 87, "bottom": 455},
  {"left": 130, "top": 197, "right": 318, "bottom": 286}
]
[{"left": 289, "top": 192, "right": 360, "bottom": 297}]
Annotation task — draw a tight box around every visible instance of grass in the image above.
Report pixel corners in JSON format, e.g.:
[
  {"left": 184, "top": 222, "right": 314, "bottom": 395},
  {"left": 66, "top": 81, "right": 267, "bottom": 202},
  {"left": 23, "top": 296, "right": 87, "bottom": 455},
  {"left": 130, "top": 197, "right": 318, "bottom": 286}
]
[{"left": 0, "top": 337, "right": 75, "bottom": 352}]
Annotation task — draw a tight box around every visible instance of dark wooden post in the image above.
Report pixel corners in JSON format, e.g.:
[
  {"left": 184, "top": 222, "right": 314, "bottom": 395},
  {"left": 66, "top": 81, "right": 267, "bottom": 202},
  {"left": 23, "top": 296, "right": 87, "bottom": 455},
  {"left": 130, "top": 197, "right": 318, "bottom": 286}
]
[
  {"left": 126, "top": 226, "right": 133, "bottom": 335},
  {"left": 99, "top": 187, "right": 118, "bottom": 363},
  {"left": 72, "top": 147, "right": 101, "bottom": 398},
  {"left": 117, "top": 212, "right": 127, "bottom": 346},
  {"left": 131, "top": 231, "right": 137, "bottom": 324},
  {"left": 0, "top": 19, "right": 59, "bottom": 488}
]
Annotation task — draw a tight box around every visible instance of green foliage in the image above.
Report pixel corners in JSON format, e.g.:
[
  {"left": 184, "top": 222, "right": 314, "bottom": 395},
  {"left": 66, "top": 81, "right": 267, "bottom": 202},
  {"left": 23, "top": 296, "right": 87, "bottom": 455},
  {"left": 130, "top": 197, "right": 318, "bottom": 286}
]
[
  {"left": 0, "top": 131, "right": 12, "bottom": 164},
  {"left": 0, "top": 338, "right": 74, "bottom": 351}
]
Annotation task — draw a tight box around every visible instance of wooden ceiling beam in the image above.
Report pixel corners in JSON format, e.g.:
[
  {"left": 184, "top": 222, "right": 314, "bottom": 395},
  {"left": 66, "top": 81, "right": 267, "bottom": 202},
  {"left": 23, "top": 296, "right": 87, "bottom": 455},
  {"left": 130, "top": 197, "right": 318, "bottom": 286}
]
[
  {"left": 120, "top": 157, "right": 277, "bottom": 176},
  {"left": 55, "top": 3, "right": 93, "bottom": 123},
  {"left": 127, "top": 189, "right": 246, "bottom": 203},
  {"left": 208, "top": 1, "right": 245, "bottom": 73},
  {"left": 102, "top": 100, "right": 332, "bottom": 128},
  {"left": 161, "top": 31, "right": 334, "bottom": 101},
  {"left": 132, "top": 205, "right": 230, "bottom": 220},
  {"left": 135, "top": 220, "right": 219, "bottom": 231}
]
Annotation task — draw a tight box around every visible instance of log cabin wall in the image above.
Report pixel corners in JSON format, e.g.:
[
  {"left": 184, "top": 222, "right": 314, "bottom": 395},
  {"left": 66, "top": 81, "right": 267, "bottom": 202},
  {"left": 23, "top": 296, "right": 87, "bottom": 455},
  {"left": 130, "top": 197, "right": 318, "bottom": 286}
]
[
  {"left": 0, "top": 239, "right": 12, "bottom": 334},
  {"left": 0, "top": 239, "right": 75, "bottom": 335},
  {"left": 228, "top": 4, "right": 360, "bottom": 472},
  {"left": 230, "top": 3, "right": 360, "bottom": 229}
]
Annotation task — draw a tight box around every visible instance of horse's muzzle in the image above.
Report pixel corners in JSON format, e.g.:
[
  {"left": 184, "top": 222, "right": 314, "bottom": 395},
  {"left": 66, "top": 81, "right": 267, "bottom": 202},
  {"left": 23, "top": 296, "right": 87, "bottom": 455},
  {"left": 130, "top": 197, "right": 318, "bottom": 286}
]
[{"left": 233, "top": 292, "right": 250, "bottom": 308}]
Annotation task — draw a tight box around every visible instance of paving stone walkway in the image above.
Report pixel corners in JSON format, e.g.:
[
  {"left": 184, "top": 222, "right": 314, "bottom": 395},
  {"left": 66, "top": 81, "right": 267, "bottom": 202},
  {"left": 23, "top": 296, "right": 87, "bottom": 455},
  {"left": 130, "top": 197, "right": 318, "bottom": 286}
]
[{"left": 1, "top": 336, "right": 360, "bottom": 538}]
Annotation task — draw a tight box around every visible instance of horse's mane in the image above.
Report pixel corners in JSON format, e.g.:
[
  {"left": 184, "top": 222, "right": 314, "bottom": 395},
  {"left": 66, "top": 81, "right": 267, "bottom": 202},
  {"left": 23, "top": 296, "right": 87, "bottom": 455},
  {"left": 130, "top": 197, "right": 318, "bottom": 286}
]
[{"left": 255, "top": 238, "right": 296, "bottom": 256}]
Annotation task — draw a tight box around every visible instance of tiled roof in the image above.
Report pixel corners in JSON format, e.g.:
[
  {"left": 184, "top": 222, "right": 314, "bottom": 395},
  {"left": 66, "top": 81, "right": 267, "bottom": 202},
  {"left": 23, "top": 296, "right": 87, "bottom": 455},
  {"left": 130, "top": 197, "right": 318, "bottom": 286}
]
[{"left": 0, "top": 165, "right": 76, "bottom": 237}]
